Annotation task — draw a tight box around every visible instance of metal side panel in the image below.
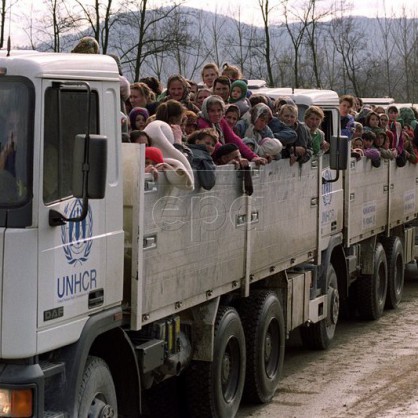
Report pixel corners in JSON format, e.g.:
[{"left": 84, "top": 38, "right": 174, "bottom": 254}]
[
  {"left": 389, "top": 161, "right": 418, "bottom": 227},
  {"left": 141, "top": 166, "right": 246, "bottom": 319},
  {"left": 404, "top": 226, "right": 415, "bottom": 263},
  {"left": 250, "top": 159, "right": 319, "bottom": 277},
  {"left": 286, "top": 271, "right": 311, "bottom": 332},
  {"left": 122, "top": 143, "right": 145, "bottom": 330},
  {"left": 345, "top": 157, "right": 389, "bottom": 246}
]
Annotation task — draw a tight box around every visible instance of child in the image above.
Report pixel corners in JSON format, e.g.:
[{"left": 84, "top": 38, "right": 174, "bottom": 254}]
[
  {"left": 201, "top": 63, "right": 219, "bottom": 89},
  {"left": 403, "top": 131, "right": 417, "bottom": 164},
  {"left": 278, "top": 104, "right": 312, "bottom": 165},
  {"left": 352, "top": 122, "right": 363, "bottom": 139},
  {"left": 224, "top": 105, "right": 241, "bottom": 134},
  {"left": 184, "top": 110, "right": 198, "bottom": 136},
  {"left": 186, "top": 128, "right": 218, "bottom": 190},
  {"left": 187, "top": 128, "right": 218, "bottom": 155},
  {"left": 222, "top": 63, "right": 243, "bottom": 82},
  {"left": 387, "top": 105, "right": 405, "bottom": 166},
  {"left": 145, "top": 146, "right": 163, "bottom": 167},
  {"left": 351, "top": 137, "right": 364, "bottom": 160},
  {"left": 339, "top": 94, "right": 355, "bottom": 139},
  {"left": 195, "top": 88, "right": 212, "bottom": 109},
  {"left": 130, "top": 130, "right": 151, "bottom": 146},
  {"left": 374, "top": 129, "right": 396, "bottom": 160},
  {"left": 362, "top": 131, "right": 381, "bottom": 167},
  {"left": 144, "top": 146, "right": 164, "bottom": 179},
  {"left": 229, "top": 80, "right": 250, "bottom": 117},
  {"left": 129, "top": 107, "right": 149, "bottom": 131},
  {"left": 363, "top": 111, "right": 380, "bottom": 133},
  {"left": 304, "top": 106, "right": 330, "bottom": 155}
]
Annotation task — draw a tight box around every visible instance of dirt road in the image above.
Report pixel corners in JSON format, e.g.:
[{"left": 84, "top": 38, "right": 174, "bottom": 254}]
[{"left": 238, "top": 268, "right": 418, "bottom": 418}]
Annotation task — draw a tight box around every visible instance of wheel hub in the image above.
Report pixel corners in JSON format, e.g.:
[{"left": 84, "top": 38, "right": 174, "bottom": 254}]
[
  {"left": 264, "top": 332, "right": 272, "bottom": 363},
  {"left": 329, "top": 288, "right": 339, "bottom": 325},
  {"left": 222, "top": 352, "right": 231, "bottom": 385},
  {"left": 89, "top": 399, "right": 115, "bottom": 418}
]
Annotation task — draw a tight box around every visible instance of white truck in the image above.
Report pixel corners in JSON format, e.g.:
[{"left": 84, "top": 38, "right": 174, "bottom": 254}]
[{"left": 0, "top": 51, "right": 416, "bottom": 418}]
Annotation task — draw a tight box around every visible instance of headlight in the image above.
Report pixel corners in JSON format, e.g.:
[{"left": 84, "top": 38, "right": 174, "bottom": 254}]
[{"left": 0, "top": 389, "right": 32, "bottom": 417}]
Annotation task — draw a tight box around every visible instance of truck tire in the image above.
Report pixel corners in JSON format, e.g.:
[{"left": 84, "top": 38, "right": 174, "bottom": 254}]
[
  {"left": 76, "top": 356, "right": 118, "bottom": 418},
  {"left": 382, "top": 236, "right": 404, "bottom": 309},
  {"left": 238, "top": 290, "right": 285, "bottom": 404},
  {"left": 185, "top": 306, "right": 245, "bottom": 418},
  {"left": 356, "top": 242, "right": 388, "bottom": 320},
  {"left": 300, "top": 264, "right": 339, "bottom": 350}
]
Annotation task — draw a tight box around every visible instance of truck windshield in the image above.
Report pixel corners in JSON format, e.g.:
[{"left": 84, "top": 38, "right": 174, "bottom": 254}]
[{"left": 0, "top": 77, "right": 34, "bottom": 208}]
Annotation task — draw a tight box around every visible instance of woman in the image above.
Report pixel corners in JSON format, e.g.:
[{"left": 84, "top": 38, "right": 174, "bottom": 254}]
[
  {"left": 162, "top": 74, "right": 199, "bottom": 113},
  {"left": 237, "top": 103, "right": 282, "bottom": 159},
  {"left": 197, "top": 95, "right": 266, "bottom": 165},
  {"left": 129, "top": 82, "right": 158, "bottom": 116}
]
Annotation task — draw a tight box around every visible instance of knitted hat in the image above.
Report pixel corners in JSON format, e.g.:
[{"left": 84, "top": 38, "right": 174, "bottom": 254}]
[
  {"left": 71, "top": 36, "right": 99, "bottom": 54},
  {"left": 145, "top": 147, "right": 164, "bottom": 165},
  {"left": 129, "top": 107, "right": 150, "bottom": 129},
  {"left": 212, "top": 143, "right": 238, "bottom": 163},
  {"left": 230, "top": 80, "right": 248, "bottom": 102}
]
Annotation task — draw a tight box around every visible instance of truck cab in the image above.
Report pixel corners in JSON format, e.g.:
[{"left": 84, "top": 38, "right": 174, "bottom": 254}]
[{"left": 0, "top": 51, "right": 130, "bottom": 417}]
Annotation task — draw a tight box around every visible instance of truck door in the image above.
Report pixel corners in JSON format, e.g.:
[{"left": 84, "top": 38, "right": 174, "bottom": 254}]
[{"left": 36, "top": 80, "right": 118, "bottom": 347}]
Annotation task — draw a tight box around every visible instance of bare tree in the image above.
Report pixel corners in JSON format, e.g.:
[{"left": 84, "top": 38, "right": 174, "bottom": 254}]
[
  {"left": 38, "top": 0, "right": 79, "bottom": 52},
  {"left": 173, "top": 8, "right": 213, "bottom": 81},
  {"left": 205, "top": 9, "right": 228, "bottom": 68},
  {"left": 74, "top": 0, "right": 119, "bottom": 54},
  {"left": 390, "top": 8, "right": 417, "bottom": 102},
  {"left": 258, "top": 0, "right": 275, "bottom": 87},
  {"left": 116, "top": 0, "right": 186, "bottom": 82},
  {"left": 223, "top": 6, "right": 263, "bottom": 80},
  {"left": 280, "top": 0, "right": 315, "bottom": 88},
  {"left": 304, "top": 0, "right": 333, "bottom": 88},
  {"left": 0, "top": 0, "right": 6, "bottom": 48},
  {"left": 328, "top": 15, "right": 368, "bottom": 96},
  {"left": 375, "top": 2, "right": 397, "bottom": 97}
]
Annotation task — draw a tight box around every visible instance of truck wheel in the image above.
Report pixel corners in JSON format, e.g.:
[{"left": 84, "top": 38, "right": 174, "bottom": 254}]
[
  {"left": 300, "top": 264, "right": 339, "bottom": 350},
  {"left": 356, "top": 242, "right": 388, "bottom": 320},
  {"left": 238, "top": 290, "right": 285, "bottom": 403},
  {"left": 186, "top": 306, "right": 245, "bottom": 418},
  {"left": 382, "top": 236, "right": 404, "bottom": 309},
  {"left": 76, "top": 356, "right": 117, "bottom": 418}
]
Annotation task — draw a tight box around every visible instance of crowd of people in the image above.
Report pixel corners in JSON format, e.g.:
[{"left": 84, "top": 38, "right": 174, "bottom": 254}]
[
  {"left": 70, "top": 36, "right": 418, "bottom": 192},
  {"left": 340, "top": 95, "right": 418, "bottom": 168}
]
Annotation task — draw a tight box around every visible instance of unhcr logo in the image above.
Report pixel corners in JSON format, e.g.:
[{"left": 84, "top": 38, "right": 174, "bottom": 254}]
[{"left": 61, "top": 200, "right": 93, "bottom": 266}]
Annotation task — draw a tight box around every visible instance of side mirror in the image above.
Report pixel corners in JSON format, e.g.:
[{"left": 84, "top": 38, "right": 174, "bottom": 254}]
[
  {"left": 329, "top": 135, "right": 348, "bottom": 171},
  {"left": 73, "top": 134, "right": 107, "bottom": 199}
]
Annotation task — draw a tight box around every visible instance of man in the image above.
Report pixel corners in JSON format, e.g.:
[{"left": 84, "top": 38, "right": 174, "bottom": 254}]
[{"left": 213, "top": 76, "right": 231, "bottom": 103}]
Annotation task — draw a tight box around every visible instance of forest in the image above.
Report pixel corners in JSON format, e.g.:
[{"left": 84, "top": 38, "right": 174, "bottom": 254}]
[{"left": 1, "top": 0, "right": 417, "bottom": 101}]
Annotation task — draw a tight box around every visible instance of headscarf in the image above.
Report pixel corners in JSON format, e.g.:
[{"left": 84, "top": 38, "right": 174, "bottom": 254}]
[
  {"left": 164, "top": 74, "right": 199, "bottom": 113},
  {"left": 400, "top": 107, "right": 417, "bottom": 130},
  {"left": 244, "top": 103, "right": 272, "bottom": 140},
  {"left": 243, "top": 104, "right": 282, "bottom": 158},
  {"left": 144, "top": 120, "right": 194, "bottom": 190},
  {"left": 200, "top": 95, "right": 226, "bottom": 143}
]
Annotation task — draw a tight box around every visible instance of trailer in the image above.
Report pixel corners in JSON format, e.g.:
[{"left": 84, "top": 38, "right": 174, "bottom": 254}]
[{"left": 0, "top": 51, "right": 416, "bottom": 418}]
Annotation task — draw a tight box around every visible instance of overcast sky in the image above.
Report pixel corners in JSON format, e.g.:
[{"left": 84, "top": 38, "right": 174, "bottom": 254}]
[
  {"left": 7, "top": 0, "right": 417, "bottom": 46},
  {"left": 183, "top": 0, "right": 416, "bottom": 25}
]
